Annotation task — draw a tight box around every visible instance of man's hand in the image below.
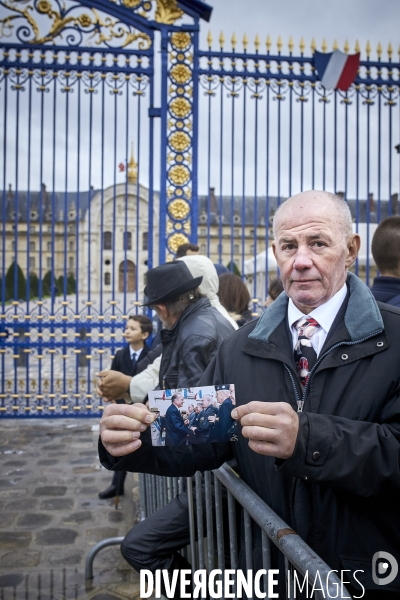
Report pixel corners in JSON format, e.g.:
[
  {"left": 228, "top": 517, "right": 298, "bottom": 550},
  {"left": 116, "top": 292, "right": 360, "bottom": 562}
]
[
  {"left": 96, "top": 370, "right": 132, "bottom": 402},
  {"left": 231, "top": 402, "right": 299, "bottom": 459},
  {"left": 100, "top": 403, "right": 154, "bottom": 456}
]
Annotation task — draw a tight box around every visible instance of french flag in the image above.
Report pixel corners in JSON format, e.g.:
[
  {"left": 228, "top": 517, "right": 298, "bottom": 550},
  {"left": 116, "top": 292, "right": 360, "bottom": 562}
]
[{"left": 314, "top": 50, "right": 360, "bottom": 91}]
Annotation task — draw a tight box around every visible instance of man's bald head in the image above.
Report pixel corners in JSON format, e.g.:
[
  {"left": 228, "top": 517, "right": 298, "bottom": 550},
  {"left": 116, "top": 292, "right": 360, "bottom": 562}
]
[
  {"left": 271, "top": 190, "right": 360, "bottom": 313},
  {"left": 273, "top": 191, "right": 353, "bottom": 243}
]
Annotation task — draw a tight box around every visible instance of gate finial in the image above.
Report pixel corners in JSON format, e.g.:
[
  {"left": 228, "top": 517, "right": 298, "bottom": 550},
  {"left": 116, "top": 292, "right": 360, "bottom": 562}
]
[
  {"left": 344, "top": 39, "right": 349, "bottom": 54},
  {"left": 242, "top": 33, "right": 248, "bottom": 52},
  {"left": 311, "top": 38, "right": 316, "bottom": 54},
  {"left": 219, "top": 31, "right": 225, "bottom": 50},
  {"left": 366, "top": 40, "right": 371, "bottom": 59},
  {"left": 388, "top": 42, "right": 393, "bottom": 60},
  {"left": 207, "top": 30, "right": 213, "bottom": 49},
  {"left": 266, "top": 34, "right": 271, "bottom": 53},
  {"left": 254, "top": 34, "right": 260, "bottom": 53},
  {"left": 377, "top": 42, "right": 382, "bottom": 60}
]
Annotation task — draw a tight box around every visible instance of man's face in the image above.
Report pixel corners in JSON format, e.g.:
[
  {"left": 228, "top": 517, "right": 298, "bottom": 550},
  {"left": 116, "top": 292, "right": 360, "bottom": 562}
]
[
  {"left": 202, "top": 396, "right": 211, "bottom": 408},
  {"left": 188, "top": 404, "right": 194, "bottom": 413},
  {"left": 272, "top": 193, "right": 359, "bottom": 313},
  {"left": 216, "top": 390, "right": 230, "bottom": 404},
  {"left": 173, "top": 394, "right": 184, "bottom": 408}
]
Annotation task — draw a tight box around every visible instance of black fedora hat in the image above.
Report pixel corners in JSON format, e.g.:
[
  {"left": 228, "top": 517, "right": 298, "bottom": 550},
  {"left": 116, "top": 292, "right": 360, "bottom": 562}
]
[{"left": 143, "top": 261, "right": 203, "bottom": 306}]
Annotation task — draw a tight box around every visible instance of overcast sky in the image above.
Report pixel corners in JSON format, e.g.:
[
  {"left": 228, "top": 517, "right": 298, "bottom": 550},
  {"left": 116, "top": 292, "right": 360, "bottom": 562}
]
[{"left": 200, "top": 0, "right": 399, "bottom": 60}]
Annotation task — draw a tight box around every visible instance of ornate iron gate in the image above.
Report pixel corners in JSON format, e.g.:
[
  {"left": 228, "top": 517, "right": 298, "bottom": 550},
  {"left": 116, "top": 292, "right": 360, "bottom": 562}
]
[
  {"left": 1, "top": 0, "right": 399, "bottom": 417},
  {"left": 0, "top": 0, "right": 209, "bottom": 416}
]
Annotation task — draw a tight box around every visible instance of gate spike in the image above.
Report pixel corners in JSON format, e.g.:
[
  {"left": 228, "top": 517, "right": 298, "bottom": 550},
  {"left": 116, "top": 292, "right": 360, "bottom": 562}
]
[
  {"left": 343, "top": 40, "right": 349, "bottom": 54},
  {"left": 242, "top": 33, "right": 248, "bottom": 51},
  {"left": 288, "top": 35, "right": 294, "bottom": 54},
  {"left": 377, "top": 42, "right": 382, "bottom": 60},
  {"left": 322, "top": 38, "right": 327, "bottom": 53},
  {"left": 231, "top": 32, "right": 237, "bottom": 51},
  {"left": 366, "top": 40, "right": 371, "bottom": 59},
  {"left": 254, "top": 33, "right": 260, "bottom": 52},
  {"left": 277, "top": 35, "right": 282, "bottom": 53},
  {"left": 266, "top": 34, "right": 271, "bottom": 52},
  {"left": 388, "top": 42, "right": 393, "bottom": 60},
  {"left": 219, "top": 31, "right": 225, "bottom": 50},
  {"left": 207, "top": 30, "right": 213, "bottom": 49},
  {"left": 311, "top": 38, "right": 316, "bottom": 54},
  {"left": 355, "top": 40, "right": 360, "bottom": 54},
  {"left": 299, "top": 36, "right": 305, "bottom": 55},
  {"left": 398, "top": 44, "right": 400, "bottom": 59},
  {"left": 333, "top": 39, "right": 338, "bottom": 51}
]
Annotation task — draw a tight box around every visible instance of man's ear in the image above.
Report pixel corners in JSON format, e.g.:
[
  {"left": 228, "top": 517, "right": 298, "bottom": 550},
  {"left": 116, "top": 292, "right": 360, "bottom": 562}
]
[{"left": 345, "top": 234, "right": 361, "bottom": 268}]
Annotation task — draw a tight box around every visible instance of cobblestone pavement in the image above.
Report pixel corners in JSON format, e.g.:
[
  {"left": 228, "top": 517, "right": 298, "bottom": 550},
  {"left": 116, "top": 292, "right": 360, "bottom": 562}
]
[{"left": 0, "top": 418, "right": 142, "bottom": 600}]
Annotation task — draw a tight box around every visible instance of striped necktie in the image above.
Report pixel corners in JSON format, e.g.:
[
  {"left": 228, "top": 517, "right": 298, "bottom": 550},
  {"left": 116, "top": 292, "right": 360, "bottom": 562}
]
[{"left": 293, "top": 316, "right": 321, "bottom": 388}]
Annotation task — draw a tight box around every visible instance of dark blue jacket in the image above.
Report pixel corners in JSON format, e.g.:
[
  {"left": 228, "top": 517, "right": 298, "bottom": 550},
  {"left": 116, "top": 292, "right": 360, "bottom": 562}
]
[
  {"left": 164, "top": 404, "right": 188, "bottom": 446},
  {"left": 370, "top": 275, "right": 400, "bottom": 307}
]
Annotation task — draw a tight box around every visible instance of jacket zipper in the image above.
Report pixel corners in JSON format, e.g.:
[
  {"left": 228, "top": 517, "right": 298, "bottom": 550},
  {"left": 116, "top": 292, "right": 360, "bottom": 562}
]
[
  {"left": 285, "top": 328, "right": 383, "bottom": 537},
  {"left": 284, "top": 328, "right": 383, "bottom": 412}
]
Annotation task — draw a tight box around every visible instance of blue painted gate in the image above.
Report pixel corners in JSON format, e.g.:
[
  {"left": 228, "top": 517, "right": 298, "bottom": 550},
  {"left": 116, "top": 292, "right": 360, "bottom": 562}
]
[{"left": 0, "top": 0, "right": 399, "bottom": 416}]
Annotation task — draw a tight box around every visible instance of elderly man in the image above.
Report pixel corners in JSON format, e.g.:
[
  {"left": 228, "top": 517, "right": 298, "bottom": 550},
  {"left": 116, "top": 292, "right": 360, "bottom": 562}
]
[
  {"left": 104, "top": 260, "right": 234, "bottom": 595},
  {"left": 99, "top": 191, "right": 400, "bottom": 599},
  {"left": 208, "top": 384, "right": 236, "bottom": 442},
  {"left": 164, "top": 392, "right": 187, "bottom": 446},
  {"left": 190, "top": 394, "right": 218, "bottom": 443}
]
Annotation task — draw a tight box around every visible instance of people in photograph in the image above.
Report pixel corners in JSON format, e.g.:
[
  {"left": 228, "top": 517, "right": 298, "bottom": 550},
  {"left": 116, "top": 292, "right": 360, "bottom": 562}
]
[
  {"left": 208, "top": 384, "right": 236, "bottom": 443},
  {"left": 190, "top": 394, "right": 218, "bottom": 443},
  {"left": 100, "top": 190, "right": 400, "bottom": 598},
  {"left": 164, "top": 392, "right": 187, "bottom": 446},
  {"left": 150, "top": 410, "right": 163, "bottom": 447}
]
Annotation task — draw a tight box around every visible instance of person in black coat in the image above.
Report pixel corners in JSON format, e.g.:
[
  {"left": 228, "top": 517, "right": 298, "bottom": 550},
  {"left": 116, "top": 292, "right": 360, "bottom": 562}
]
[
  {"left": 98, "top": 314, "right": 153, "bottom": 499},
  {"left": 100, "top": 192, "right": 400, "bottom": 598}
]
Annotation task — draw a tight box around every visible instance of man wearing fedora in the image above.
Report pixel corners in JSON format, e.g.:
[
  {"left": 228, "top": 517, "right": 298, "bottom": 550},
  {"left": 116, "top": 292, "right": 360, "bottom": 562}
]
[
  {"left": 105, "top": 260, "right": 234, "bottom": 596},
  {"left": 140, "top": 261, "right": 234, "bottom": 391}
]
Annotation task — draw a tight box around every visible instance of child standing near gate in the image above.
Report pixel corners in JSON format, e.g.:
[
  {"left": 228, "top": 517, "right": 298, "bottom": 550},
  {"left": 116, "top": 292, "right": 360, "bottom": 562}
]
[{"left": 98, "top": 314, "right": 154, "bottom": 501}]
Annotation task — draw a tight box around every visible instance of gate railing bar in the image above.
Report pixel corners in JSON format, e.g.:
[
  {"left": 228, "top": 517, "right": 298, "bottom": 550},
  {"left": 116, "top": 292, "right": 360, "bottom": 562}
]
[{"left": 208, "top": 462, "right": 348, "bottom": 600}]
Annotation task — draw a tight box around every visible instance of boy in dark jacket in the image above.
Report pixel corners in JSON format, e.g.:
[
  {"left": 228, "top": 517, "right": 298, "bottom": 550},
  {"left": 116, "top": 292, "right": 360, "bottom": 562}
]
[{"left": 98, "top": 314, "right": 153, "bottom": 500}]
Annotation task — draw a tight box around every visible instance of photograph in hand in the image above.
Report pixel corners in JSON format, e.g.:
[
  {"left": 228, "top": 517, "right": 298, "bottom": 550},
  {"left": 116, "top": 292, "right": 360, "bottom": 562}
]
[{"left": 147, "top": 384, "right": 236, "bottom": 446}]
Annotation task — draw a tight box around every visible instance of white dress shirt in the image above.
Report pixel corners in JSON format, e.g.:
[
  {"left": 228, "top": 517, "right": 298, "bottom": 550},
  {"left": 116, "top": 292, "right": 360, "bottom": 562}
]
[
  {"left": 130, "top": 346, "right": 143, "bottom": 362},
  {"left": 288, "top": 283, "right": 347, "bottom": 357}
]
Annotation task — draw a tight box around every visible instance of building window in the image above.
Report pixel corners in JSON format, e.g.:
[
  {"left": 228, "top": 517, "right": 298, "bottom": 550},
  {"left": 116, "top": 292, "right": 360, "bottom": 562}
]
[
  {"left": 47, "top": 226, "right": 52, "bottom": 233},
  {"left": 234, "top": 229, "right": 239, "bottom": 236},
  {"left": 234, "top": 244, "right": 239, "bottom": 254},
  {"left": 200, "top": 228, "right": 206, "bottom": 236},
  {"left": 250, "top": 245, "right": 255, "bottom": 254},
  {"left": 30, "top": 225, "right": 36, "bottom": 233},
  {"left": 69, "top": 225, "right": 75, "bottom": 233},
  {"left": 200, "top": 243, "right": 206, "bottom": 253},
  {"left": 29, "top": 241, "right": 35, "bottom": 252},
  {"left": 69, "top": 257, "right": 74, "bottom": 270},
  {"left": 47, "top": 242, "right": 51, "bottom": 251},
  {"left": 47, "top": 257, "right": 52, "bottom": 268},
  {"left": 11, "top": 241, "right": 15, "bottom": 251},
  {"left": 69, "top": 241, "right": 74, "bottom": 251},
  {"left": 104, "top": 272, "right": 111, "bottom": 285},
  {"left": 30, "top": 257, "right": 35, "bottom": 269},
  {"left": 103, "top": 231, "right": 112, "bottom": 250},
  {"left": 142, "top": 232, "right": 148, "bottom": 251},
  {"left": 124, "top": 232, "right": 132, "bottom": 251}
]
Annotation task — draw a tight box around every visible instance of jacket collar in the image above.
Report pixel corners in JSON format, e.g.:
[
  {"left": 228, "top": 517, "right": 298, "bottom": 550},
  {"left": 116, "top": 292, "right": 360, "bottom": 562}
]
[{"left": 249, "top": 272, "right": 384, "bottom": 345}]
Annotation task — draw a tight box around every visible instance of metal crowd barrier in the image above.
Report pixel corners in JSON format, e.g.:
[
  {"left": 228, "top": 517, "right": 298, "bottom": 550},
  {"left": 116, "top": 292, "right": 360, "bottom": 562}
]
[{"left": 86, "top": 466, "right": 349, "bottom": 599}]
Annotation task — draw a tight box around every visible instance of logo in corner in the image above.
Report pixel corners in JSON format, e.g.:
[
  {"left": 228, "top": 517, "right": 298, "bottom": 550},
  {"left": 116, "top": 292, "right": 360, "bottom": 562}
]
[{"left": 372, "top": 552, "right": 398, "bottom": 586}]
